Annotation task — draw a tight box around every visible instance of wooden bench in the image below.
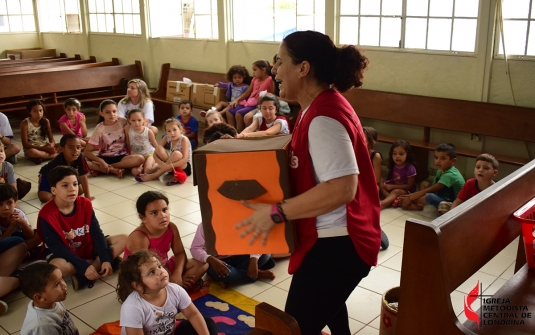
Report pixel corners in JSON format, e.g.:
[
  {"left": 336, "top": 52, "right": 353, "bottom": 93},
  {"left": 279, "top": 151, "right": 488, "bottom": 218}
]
[
  {"left": 247, "top": 303, "right": 301, "bottom": 335},
  {"left": 0, "top": 60, "right": 143, "bottom": 126},
  {"left": 395, "top": 159, "right": 535, "bottom": 334},
  {"left": 151, "top": 63, "right": 227, "bottom": 124},
  {"left": 0, "top": 53, "right": 71, "bottom": 67},
  {"left": 0, "top": 57, "right": 97, "bottom": 74},
  {"left": 1, "top": 58, "right": 119, "bottom": 75},
  {"left": 342, "top": 89, "right": 535, "bottom": 180}
]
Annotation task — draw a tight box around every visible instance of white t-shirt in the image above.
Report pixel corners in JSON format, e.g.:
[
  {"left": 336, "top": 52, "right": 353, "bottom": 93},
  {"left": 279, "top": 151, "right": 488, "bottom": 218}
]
[
  {"left": 307, "top": 113, "right": 359, "bottom": 231},
  {"left": 118, "top": 100, "right": 155, "bottom": 126},
  {"left": 0, "top": 113, "right": 13, "bottom": 138},
  {"left": 120, "top": 283, "right": 192, "bottom": 335},
  {"left": 21, "top": 301, "right": 79, "bottom": 335},
  {"left": 256, "top": 116, "right": 290, "bottom": 135}
]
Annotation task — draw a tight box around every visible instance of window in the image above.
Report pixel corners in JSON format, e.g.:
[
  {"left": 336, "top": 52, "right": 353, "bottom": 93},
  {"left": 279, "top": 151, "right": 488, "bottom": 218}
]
[
  {"left": 38, "top": 0, "right": 81, "bottom": 33},
  {"left": 231, "top": 0, "right": 325, "bottom": 42},
  {"left": 87, "top": 0, "right": 141, "bottom": 34},
  {"left": 148, "top": 0, "right": 218, "bottom": 39},
  {"left": 0, "top": 0, "right": 35, "bottom": 32},
  {"left": 339, "top": 0, "right": 479, "bottom": 53},
  {"left": 498, "top": 0, "right": 535, "bottom": 56}
]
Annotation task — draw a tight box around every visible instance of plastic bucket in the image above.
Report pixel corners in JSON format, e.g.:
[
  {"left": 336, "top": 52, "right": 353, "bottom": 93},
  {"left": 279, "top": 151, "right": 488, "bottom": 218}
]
[
  {"left": 380, "top": 286, "right": 400, "bottom": 335},
  {"left": 512, "top": 196, "right": 535, "bottom": 268}
]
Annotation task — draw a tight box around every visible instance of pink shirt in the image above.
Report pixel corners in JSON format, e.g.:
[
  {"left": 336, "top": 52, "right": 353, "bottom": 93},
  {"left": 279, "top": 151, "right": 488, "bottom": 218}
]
[
  {"left": 88, "top": 118, "right": 128, "bottom": 157},
  {"left": 58, "top": 112, "right": 83, "bottom": 137},
  {"left": 241, "top": 77, "right": 273, "bottom": 107}
]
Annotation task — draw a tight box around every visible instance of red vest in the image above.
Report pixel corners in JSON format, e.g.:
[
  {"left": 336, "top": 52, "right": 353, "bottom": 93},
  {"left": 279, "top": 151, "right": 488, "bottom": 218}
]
[
  {"left": 38, "top": 197, "right": 95, "bottom": 260},
  {"left": 288, "top": 89, "right": 381, "bottom": 273},
  {"left": 259, "top": 115, "right": 287, "bottom": 131}
]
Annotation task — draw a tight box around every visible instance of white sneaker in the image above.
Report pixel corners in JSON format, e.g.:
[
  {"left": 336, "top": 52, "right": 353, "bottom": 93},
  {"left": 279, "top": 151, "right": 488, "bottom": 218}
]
[{"left": 0, "top": 300, "right": 8, "bottom": 316}]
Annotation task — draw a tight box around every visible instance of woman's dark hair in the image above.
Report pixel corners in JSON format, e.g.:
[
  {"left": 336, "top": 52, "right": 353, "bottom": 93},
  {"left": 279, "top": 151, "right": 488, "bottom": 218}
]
[
  {"left": 48, "top": 166, "right": 79, "bottom": 188},
  {"left": 26, "top": 99, "right": 49, "bottom": 139},
  {"left": 226, "top": 65, "right": 251, "bottom": 85},
  {"left": 282, "top": 30, "right": 369, "bottom": 92},
  {"left": 0, "top": 183, "right": 18, "bottom": 202},
  {"left": 97, "top": 99, "right": 117, "bottom": 123},
  {"left": 64, "top": 98, "right": 81, "bottom": 110},
  {"left": 258, "top": 93, "right": 281, "bottom": 114},
  {"left": 136, "top": 191, "right": 169, "bottom": 217},
  {"left": 203, "top": 123, "right": 238, "bottom": 143},
  {"left": 387, "top": 140, "right": 415, "bottom": 180},
  {"left": 117, "top": 250, "right": 162, "bottom": 303},
  {"left": 252, "top": 60, "right": 272, "bottom": 76}
]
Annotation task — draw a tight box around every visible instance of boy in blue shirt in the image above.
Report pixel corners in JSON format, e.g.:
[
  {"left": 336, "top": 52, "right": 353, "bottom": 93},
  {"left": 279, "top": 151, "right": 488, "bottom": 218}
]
[{"left": 399, "top": 143, "right": 465, "bottom": 213}]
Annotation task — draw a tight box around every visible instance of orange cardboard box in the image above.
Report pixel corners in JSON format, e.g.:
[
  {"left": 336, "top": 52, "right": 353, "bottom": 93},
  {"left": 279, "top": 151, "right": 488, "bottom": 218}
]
[{"left": 193, "top": 136, "right": 295, "bottom": 256}]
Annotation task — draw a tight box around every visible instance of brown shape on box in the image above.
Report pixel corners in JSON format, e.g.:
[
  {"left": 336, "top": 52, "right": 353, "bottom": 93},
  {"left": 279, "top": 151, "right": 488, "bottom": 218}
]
[{"left": 194, "top": 136, "right": 295, "bottom": 256}]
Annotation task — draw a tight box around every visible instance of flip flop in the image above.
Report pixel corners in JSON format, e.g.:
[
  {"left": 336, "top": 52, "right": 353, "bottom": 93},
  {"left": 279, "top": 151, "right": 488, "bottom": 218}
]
[
  {"left": 134, "top": 174, "right": 148, "bottom": 182},
  {"left": 89, "top": 170, "right": 100, "bottom": 177},
  {"left": 117, "top": 169, "right": 124, "bottom": 179},
  {"left": 165, "top": 178, "right": 183, "bottom": 186}
]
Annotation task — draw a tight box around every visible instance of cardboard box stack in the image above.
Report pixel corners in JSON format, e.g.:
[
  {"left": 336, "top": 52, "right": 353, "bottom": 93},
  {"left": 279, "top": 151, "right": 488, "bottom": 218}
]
[
  {"left": 190, "top": 84, "right": 227, "bottom": 109},
  {"left": 166, "top": 81, "right": 192, "bottom": 103}
]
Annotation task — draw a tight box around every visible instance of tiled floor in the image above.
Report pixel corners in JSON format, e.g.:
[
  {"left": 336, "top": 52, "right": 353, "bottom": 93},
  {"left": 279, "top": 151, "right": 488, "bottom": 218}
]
[{"left": 0, "top": 117, "right": 518, "bottom": 335}]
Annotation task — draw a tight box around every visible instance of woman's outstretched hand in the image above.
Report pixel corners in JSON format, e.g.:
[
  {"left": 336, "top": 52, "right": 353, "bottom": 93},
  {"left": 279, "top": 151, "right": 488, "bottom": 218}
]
[{"left": 235, "top": 201, "right": 276, "bottom": 246}]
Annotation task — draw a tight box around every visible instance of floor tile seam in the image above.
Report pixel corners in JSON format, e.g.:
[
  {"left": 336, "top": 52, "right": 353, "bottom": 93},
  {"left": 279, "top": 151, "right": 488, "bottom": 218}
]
[{"left": 64, "top": 280, "right": 117, "bottom": 309}]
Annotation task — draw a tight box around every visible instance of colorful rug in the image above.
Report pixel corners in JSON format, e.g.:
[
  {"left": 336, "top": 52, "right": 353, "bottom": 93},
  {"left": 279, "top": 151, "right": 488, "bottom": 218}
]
[{"left": 90, "top": 281, "right": 260, "bottom": 335}]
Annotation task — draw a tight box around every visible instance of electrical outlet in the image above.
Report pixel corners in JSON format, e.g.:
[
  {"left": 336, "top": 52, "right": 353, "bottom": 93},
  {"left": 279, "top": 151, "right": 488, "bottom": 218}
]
[{"left": 471, "top": 134, "right": 481, "bottom": 141}]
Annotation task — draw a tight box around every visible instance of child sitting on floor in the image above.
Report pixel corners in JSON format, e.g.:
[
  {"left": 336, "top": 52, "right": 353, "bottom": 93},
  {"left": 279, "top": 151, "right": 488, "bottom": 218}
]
[
  {"left": 123, "top": 191, "right": 208, "bottom": 291},
  {"left": 125, "top": 109, "right": 159, "bottom": 175},
  {"left": 176, "top": 100, "right": 198, "bottom": 150},
  {"left": 214, "top": 65, "right": 251, "bottom": 118},
  {"left": 399, "top": 143, "right": 465, "bottom": 213},
  {"left": 37, "top": 166, "right": 126, "bottom": 291},
  {"left": 57, "top": 98, "right": 89, "bottom": 148},
  {"left": 449, "top": 153, "right": 498, "bottom": 211},
  {"left": 363, "top": 127, "right": 383, "bottom": 193},
  {"left": 117, "top": 251, "right": 218, "bottom": 335},
  {"left": 0, "top": 184, "right": 41, "bottom": 251},
  {"left": 238, "top": 94, "right": 289, "bottom": 137},
  {"left": 20, "top": 100, "right": 58, "bottom": 165},
  {"left": 20, "top": 263, "right": 78, "bottom": 335},
  {"left": 0, "top": 142, "right": 31, "bottom": 200},
  {"left": 84, "top": 99, "right": 144, "bottom": 178},
  {"left": 381, "top": 140, "right": 417, "bottom": 209},
  {"left": 38, "top": 134, "right": 93, "bottom": 203},
  {"left": 191, "top": 222, "right": 275, "bottom": 288},
  {"left": 135, "top": 118, "right": 191, "bottom": 186}
]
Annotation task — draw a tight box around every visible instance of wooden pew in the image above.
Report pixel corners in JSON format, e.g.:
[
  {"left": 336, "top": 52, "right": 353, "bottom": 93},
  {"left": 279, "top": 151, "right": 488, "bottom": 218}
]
[
  {"left": 342, "top": 89, "right": 535, "bottom": 180},
  {"left": 2, "top": 58, "right": 118, "bottom": 75},
  {"left": 247, "top": 303, "right": 301, "bottom": 335},
  {"left": 0, "top": 61, "right": 143, "bottom": 125},
  {"left": 395, "top": 159, "right": 535, "bottom": 335},
  {"left": 0, "top": 57, "right": 97, "bottom": 74},
  {"left": 0, "top": 53, "right": 73, "bottom": 67},
  {"left": 151, "top": 63, "right": 227, "bottom": 124}
]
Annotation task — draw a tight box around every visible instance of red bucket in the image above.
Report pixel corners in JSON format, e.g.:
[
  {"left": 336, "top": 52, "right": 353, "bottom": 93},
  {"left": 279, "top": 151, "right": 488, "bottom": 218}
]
[{"left": 513, "top": 197, "right": 535, "bottom": 269}]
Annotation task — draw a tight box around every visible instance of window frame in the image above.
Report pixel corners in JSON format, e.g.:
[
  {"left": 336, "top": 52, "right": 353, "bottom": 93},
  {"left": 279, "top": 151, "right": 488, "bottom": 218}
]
[
  {"left": 37, "top": 0, "right": 82, "bottom": 33},
  {"left": 0, "top": 0, "right": 36, "bottom": 33},
  {"left": 87, "top": 0, "right": 141, "bottom": 36},
  {"left": 229, "top": 0, "right": 325, "bottom": 42},
  {"left": 337, "top": 0, "right": 480, "bottom": 55},
  {"left": 147, "top": 0, "right": 219, "bottom": 40},
  {"left": 494, "top": 0, "right": 535, "bottom": 59}
]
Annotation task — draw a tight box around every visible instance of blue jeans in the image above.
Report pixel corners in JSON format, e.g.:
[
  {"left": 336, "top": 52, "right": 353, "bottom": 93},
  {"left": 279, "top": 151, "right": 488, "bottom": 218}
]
[
  {"left": 207, "top": 254, "right": 275, "bottom": 284},
  {"left": 426, "top": 193, "right": 446, "bottom": 208},
  {"left": 0, "top": 236, "right": 25, "bottom": 254}
]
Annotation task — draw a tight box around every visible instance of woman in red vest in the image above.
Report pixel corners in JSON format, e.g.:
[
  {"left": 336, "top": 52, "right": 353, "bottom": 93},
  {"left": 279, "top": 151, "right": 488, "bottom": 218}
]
[{"left": 236, "top": 31, "right": 382, "bottom": 334}]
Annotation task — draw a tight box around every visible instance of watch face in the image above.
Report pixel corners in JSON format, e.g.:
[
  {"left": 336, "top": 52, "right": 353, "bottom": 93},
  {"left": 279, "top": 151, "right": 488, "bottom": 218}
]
[{"left": 271, "top": 214, "right": 283, "bottom": 224}]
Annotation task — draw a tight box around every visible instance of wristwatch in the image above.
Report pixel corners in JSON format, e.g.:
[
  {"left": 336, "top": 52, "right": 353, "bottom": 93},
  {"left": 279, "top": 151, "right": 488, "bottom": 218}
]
[{"left": 270, "top": 203, "right": 287, "bottom": 224}]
